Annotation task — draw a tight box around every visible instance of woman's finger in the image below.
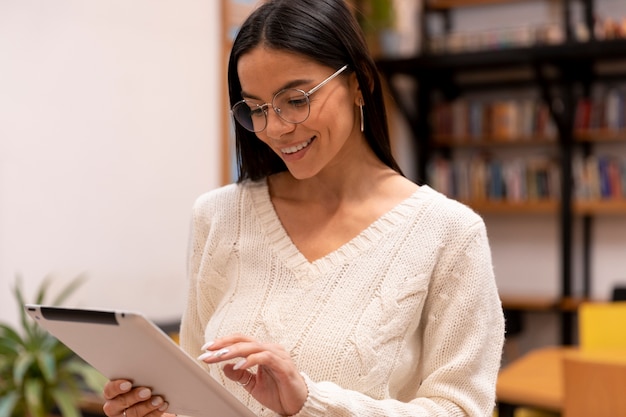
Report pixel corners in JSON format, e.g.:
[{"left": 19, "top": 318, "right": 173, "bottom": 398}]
[
  {"left": 102, "top": 385, "right": 168, "bottom": 417},
  {"left": 122, "top": 396, "right": 169, "bottom": 417},
  {"left": 222, "top": 362, "right": 256, "bottom": 388},
  {"left": 103, "top": 380, "right": 133, "bottom": 400}
]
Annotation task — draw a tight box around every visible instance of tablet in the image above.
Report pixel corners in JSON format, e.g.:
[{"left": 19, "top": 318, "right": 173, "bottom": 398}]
[{"left": 24, "top": 304, "right": 256, "bottom": 417}]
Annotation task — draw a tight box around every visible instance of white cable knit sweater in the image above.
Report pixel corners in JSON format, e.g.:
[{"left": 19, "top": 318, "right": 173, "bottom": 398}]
[{"left": 180, "top": 179, "right": 505, "bottom": 417}]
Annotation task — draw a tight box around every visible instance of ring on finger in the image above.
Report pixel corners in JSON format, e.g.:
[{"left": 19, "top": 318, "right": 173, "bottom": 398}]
[
  {"left": 122, "top": 409, "right": 128, "bottom": 417},
  {"left": 237, "top": 372, "right": 254, "bottom": 387}
]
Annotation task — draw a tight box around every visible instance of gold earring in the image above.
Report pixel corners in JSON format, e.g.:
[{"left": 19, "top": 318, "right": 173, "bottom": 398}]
[{"left": 359, "top": 99, "right": 365, "bottom": 133}]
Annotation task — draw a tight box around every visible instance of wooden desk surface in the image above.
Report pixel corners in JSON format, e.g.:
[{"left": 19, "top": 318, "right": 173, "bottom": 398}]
[
  {"left": 496, "top": 346, "right": 571, "bottom": 411},
  {"left": 497, "top": 346, "right": 626, "bottom": 412},
  {"left": 564, "top": 348, "right": 626, "bottom": 365}
]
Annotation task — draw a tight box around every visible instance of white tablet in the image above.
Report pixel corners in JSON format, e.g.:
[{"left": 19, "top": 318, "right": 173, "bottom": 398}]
[{"left": 24, "top": 304, "right": 256, "bottom": 417}]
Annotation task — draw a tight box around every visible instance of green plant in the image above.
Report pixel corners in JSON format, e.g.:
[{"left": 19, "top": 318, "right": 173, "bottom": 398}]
[
  {"left": 0, "top": 276, "right": 107, "bottom": 417},
  {"left": 353, "top": 0, "right": 395, "bottom": 34}
]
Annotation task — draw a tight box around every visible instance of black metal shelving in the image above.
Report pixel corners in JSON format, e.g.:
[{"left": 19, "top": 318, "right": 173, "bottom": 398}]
[{"left": 376, "top": 18, "right": 626, "bottom": 344}]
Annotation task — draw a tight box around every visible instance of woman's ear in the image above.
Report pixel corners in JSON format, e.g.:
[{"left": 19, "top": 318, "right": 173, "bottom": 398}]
[
  {"left": 349, "top": 68, "right": 374, "bottom": 107},
  {"left": 348, "top": 72, "right": 368, "bottom": 107}
]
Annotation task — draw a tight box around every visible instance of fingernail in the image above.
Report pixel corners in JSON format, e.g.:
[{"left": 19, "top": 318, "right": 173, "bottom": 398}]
[
  {"left": 120, "top": 381, "right": 132, "bottom": 392},
  {"left": 201, "top": 341, "right": 214, "bottom": 350},
  {"left": 139, "top": 388, "right": 151, "bottom": 399},
  {"left": 212, "top": 348, "right": 229, "bottom": 358},
  {"left": 197, "top": 352, "right": 212, "bottom": 361},
  {"left": 151, "top": 396, "right": 163, "bottom": 407},
  {"left": 158, "top": 402, "right": 169, "bottom": 412},
  {"left": 233, "top": 359, "right": 247, "bottom": 370}
]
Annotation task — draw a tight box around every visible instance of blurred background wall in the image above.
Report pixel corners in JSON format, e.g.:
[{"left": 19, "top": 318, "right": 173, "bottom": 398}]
[
  {"left": 0, "top": 0, "right": 221, "bottom": 325},
  {"left": 2, "top": 0, "right": 625, "bottom": 345}
]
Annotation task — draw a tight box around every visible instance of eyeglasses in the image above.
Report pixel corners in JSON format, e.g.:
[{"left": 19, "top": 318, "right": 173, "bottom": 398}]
[{"left": 231, "top": 65, "right": 349, "bottom": 133}]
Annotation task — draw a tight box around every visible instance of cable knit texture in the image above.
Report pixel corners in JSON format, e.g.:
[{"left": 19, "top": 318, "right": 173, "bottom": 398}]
[{"left": 180, "top": 179, "right": 505, "bottom": 417}]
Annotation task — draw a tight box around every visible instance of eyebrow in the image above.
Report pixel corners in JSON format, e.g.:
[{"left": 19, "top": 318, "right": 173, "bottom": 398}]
[{"left": 240, "top": 78, "right": 313, "bottom": 101}]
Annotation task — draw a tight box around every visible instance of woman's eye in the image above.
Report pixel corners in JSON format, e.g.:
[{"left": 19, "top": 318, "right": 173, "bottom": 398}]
[
  {"left": 249, "top": 107, "right": 265, "bottom": 118},
  {"left": 288, "top": 98, "right": 308, "bottom": 107}
]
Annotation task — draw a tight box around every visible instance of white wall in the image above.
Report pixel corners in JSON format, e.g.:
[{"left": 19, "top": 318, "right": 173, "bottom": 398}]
[{"left": 0, "top": 0, "right": 222, "bottom": 326}]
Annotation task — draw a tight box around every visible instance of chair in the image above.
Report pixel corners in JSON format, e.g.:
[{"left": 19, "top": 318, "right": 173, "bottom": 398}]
[
  {"left": 578, "top": 301, "right": 626, "bottom": 350},
  {"left": 562, "top": 353, "right": 626, "bottom": 417},
  {"left": 496, "top": 301, "right": 626, "bottom": 417},
  {"left": 561, "top": 301, "right": 626, "bottom": 417}
]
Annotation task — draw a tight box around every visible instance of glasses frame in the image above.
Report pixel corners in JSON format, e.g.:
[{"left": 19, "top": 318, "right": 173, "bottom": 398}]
[{"left": 231, "top": 65, "right": 349, "bottom": 133}]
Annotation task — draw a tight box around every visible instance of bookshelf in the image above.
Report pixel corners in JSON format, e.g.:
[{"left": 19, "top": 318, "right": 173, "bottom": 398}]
[{"left": 377, "top": 0, "right": 626, "bottom": 344}]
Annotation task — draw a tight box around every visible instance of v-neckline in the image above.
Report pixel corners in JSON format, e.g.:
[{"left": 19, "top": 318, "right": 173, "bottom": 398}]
[{"left": 246, "top": 179, "right": 431, "bottom": 276}]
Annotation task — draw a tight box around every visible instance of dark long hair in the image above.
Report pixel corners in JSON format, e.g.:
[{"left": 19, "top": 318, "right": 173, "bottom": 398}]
[{"left": 228, "top": 0, "right": 403, "bottom": 182}]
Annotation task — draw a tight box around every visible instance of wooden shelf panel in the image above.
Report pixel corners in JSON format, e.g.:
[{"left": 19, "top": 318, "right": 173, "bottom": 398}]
[
  {"left": 433, "top": 130, "right": 626, "bottom": 148},
  {"left": 427, "top": 0, "right": 538, "bottom": 10},
  {"left": 501, "top": 296, "right": 590, "bottom": 311},
  {"left": 461, "top": 199, "right": 626, "bottom": 215},
  {"left": 501, "top": 295, "right": 559, "bottom": 311},
  {"left": 575, "top": 130, "right": 626, "bottom": 143},
  {"left": 433, "top": 133, "right": 626, "bottom": 145},
  {"left": 433, "top": 136, "right": 557, "bottom": 147},
  {"left": 575, "top": 199, "right": 626, "bottom": 215},
  {"left": 463, "top": 200, "right": 559, "bottom": 214}
]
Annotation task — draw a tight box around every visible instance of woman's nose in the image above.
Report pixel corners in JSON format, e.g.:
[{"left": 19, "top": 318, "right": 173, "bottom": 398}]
[{"left": 265, "top": 107, "right": 295, "bottom": 137}]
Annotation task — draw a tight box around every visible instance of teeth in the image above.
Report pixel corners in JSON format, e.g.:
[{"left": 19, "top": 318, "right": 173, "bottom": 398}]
[{"left": 281, "top": 138, "right": 312, "bottom": 154}]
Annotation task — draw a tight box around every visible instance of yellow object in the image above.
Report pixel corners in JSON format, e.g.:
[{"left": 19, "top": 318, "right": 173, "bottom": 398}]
[
  {"left": 578, "top": 301, "right": 626, "bottom": 350},
  {"left": 169, "top": 332, "right": 180, "bottom": 345}
]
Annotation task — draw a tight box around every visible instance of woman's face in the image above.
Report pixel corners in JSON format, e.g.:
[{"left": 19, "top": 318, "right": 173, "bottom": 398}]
[{"left": 237, "top": 47, "right": 363, "bottom": 180}]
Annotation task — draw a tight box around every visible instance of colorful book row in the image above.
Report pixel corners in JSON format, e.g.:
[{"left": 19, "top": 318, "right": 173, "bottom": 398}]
[
  {"left": 428, "top": 154, "right": 626, "bottom": 202},
  {"left": 574, "top": 154, "right": 626, "bottom": 200},
  {"left": 575, "top": 88, "right": 626, "bottom": 132},
  {"left": 431, "top": 98, "right": 557, "bottom": 143}
]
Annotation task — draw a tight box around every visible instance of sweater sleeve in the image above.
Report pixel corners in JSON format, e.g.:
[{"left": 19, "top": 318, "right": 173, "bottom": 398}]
[
  {"left": 290, "top": 220, "right": 505, "bottom": 417},
  {"left": 179, "top": 193, "right": 216, "bottom": 359}
]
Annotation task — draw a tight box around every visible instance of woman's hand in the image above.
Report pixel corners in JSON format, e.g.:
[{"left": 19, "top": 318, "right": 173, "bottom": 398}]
[
  {"left": 198, "top": 334, "right": 308, "bottom": 416},
  {"left": 102, "top": 379, "right": 173, "bottom": 417}
]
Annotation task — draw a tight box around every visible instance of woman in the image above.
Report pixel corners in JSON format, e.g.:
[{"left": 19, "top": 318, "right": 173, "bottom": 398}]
[{"left": 103, "top": 0, "right": 505, "bottom": 416}]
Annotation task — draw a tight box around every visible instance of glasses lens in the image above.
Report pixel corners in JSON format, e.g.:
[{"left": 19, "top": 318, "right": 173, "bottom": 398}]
[
  {"left": 232, "top": 101, "right": 266, "bottom": 132},
  {"left": 273, "top": 89, "right": 310, "bottom": 124}
]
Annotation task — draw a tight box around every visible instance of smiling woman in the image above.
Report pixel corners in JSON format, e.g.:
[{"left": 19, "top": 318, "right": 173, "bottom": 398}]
[{"left": 100, "top": 1, "right": 505, "bottom": 417}]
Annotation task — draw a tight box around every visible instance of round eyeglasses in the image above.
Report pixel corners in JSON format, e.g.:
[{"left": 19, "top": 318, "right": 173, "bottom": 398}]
[{"left": 231, "top": 65, "right": 349, "bottom": 133}]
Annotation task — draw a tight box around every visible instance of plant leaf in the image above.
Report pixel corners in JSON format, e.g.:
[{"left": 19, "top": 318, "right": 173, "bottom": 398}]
[
  {"left": 51, "top": 387, "right": 82, "bottom": 417},
  {"left": 0, "top": 323, "right": 24, "bottom": 345},
  {"left": 12, "top": 275, "right": 35, "bottom": 340},
  {"left": 66, "top": 360, "right": 108, "bottom": 394},
  {"left": 24, "top": 378, "right": 46, "bottom": 417},
  {"left": 37, "top": 350, "right": 57, "bottom": 383},
  {"left": 34, "top": 276, "right": 53, "bottom": 305},
  {"left": 13, "top": 351, "right": 35, "bottom": 386},
  {"left": 2, "top": 274, "right": 93, "bottom": 417},
  {"left": 0, "top": 330, "right": 22, "bottom": 357},
  {"left": 0, "top": 391, "right": 20, "bottom": 417}
]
